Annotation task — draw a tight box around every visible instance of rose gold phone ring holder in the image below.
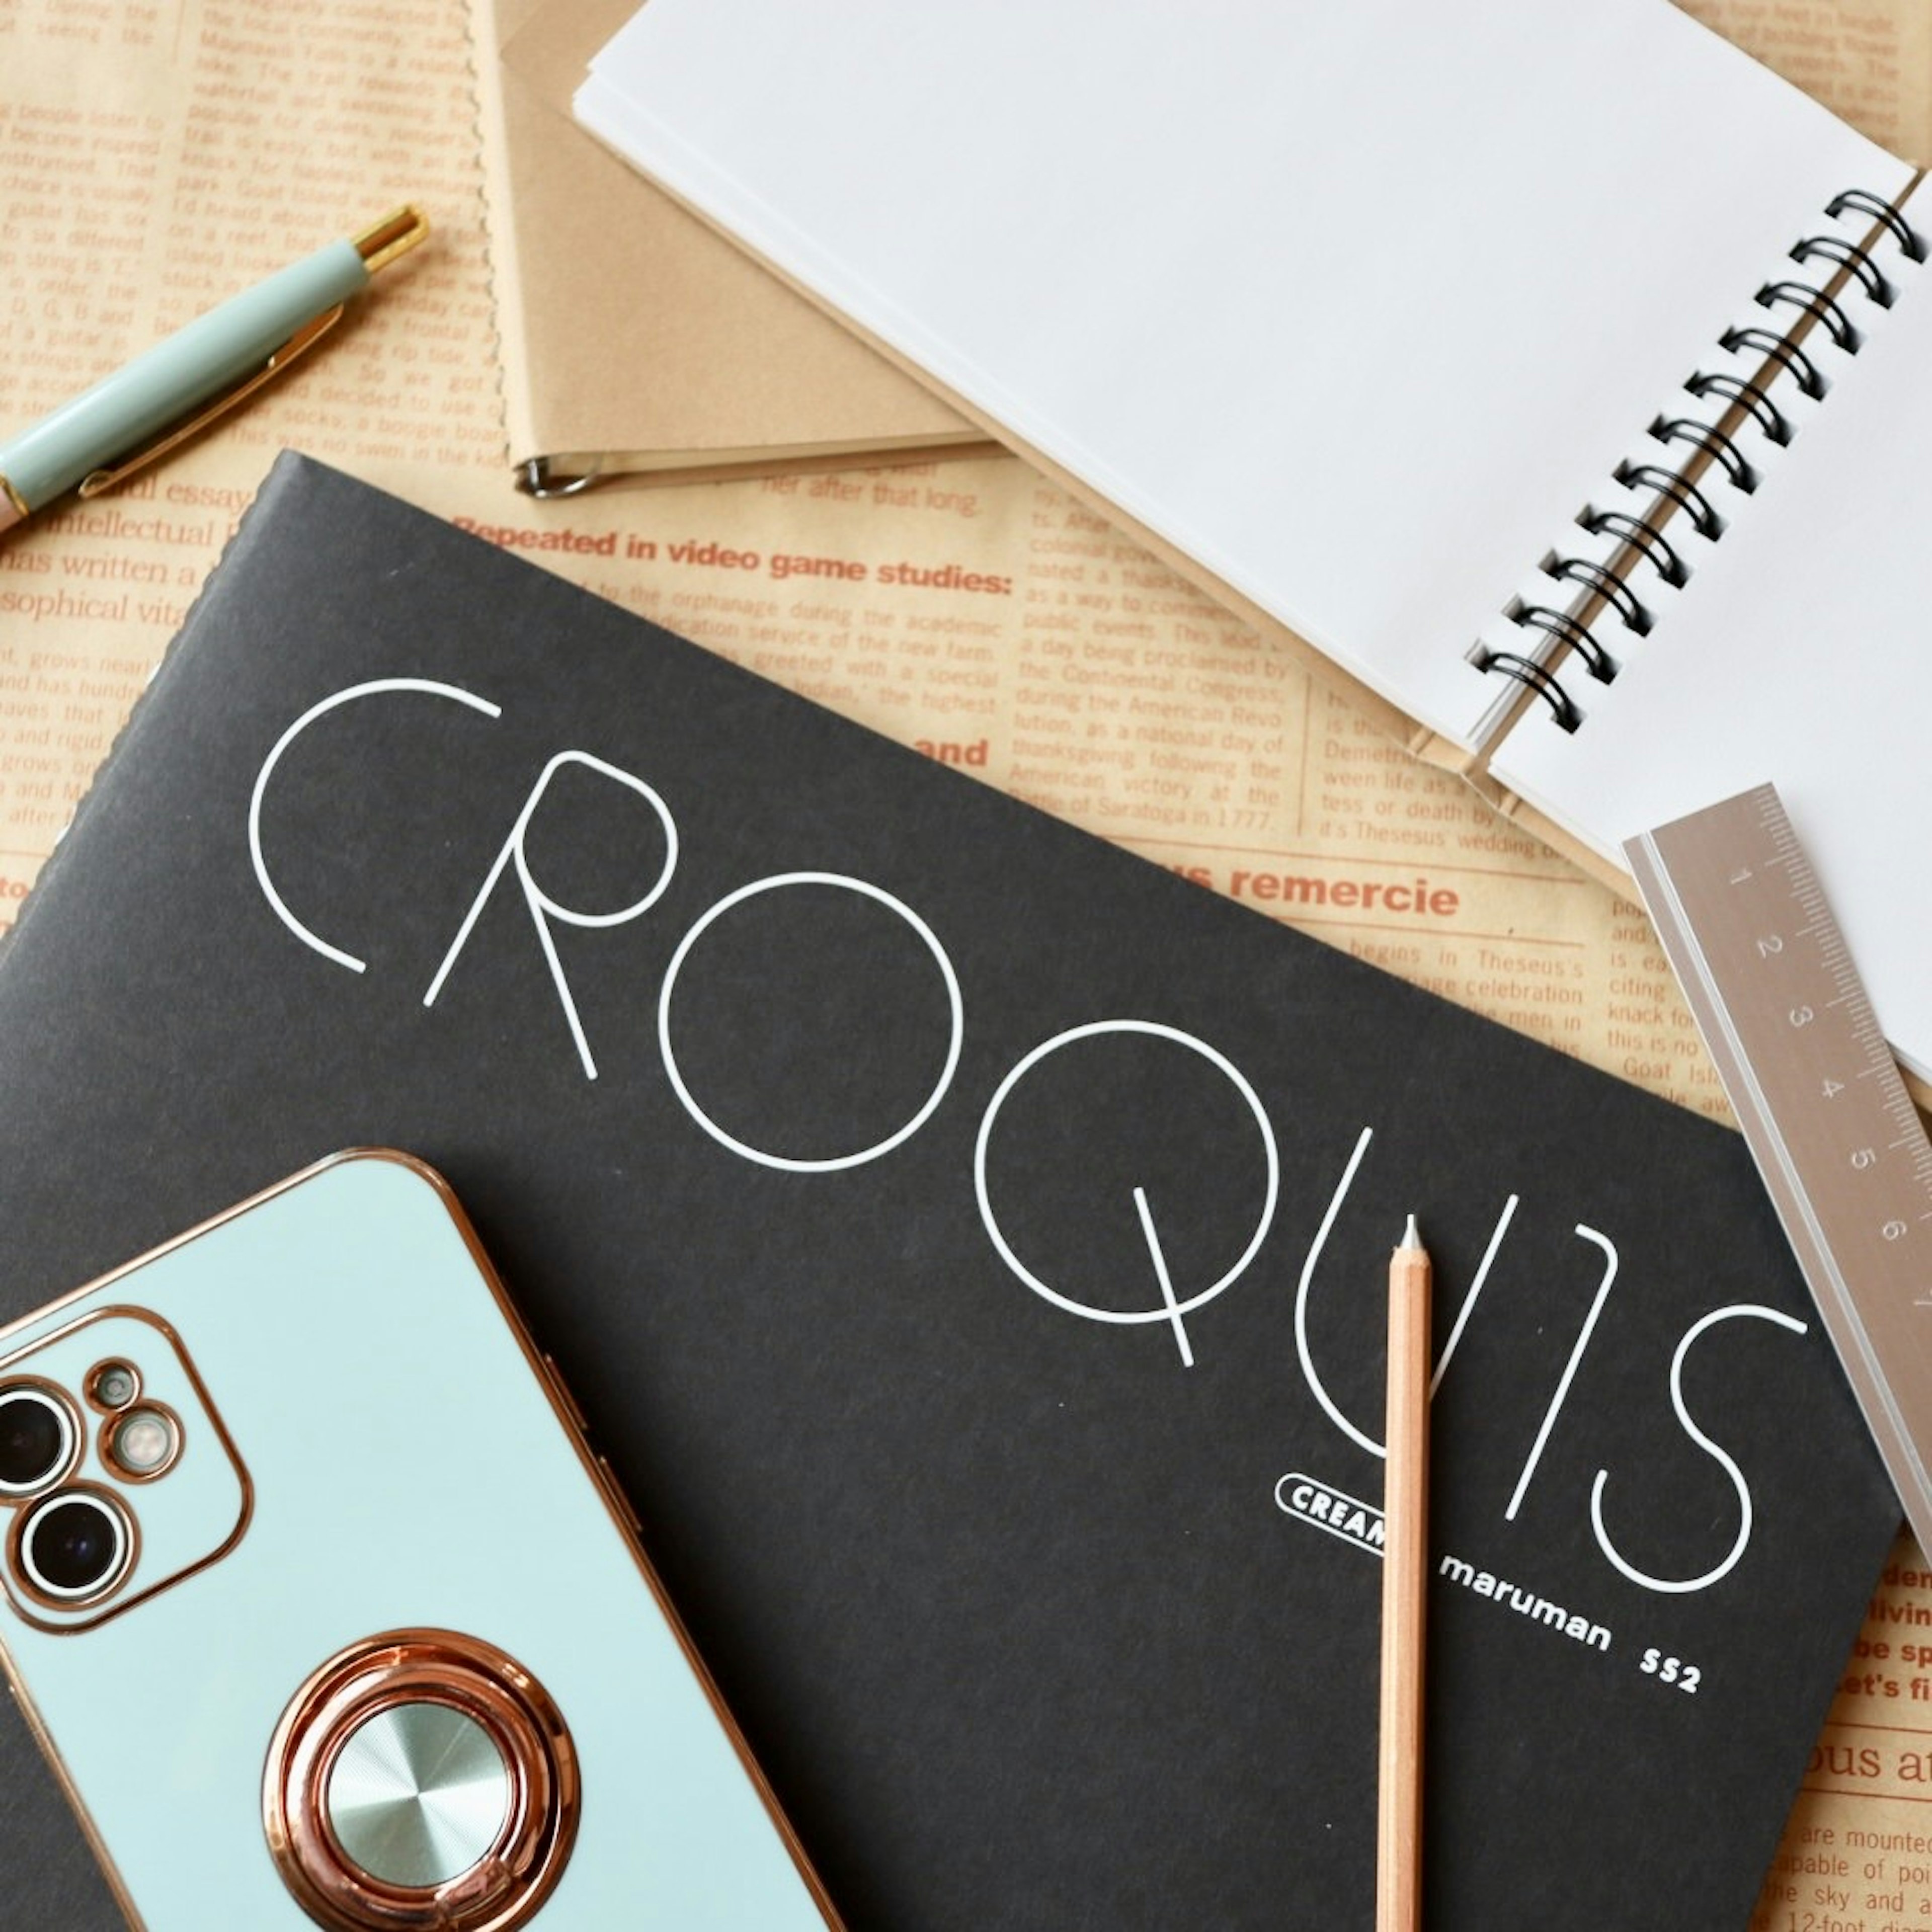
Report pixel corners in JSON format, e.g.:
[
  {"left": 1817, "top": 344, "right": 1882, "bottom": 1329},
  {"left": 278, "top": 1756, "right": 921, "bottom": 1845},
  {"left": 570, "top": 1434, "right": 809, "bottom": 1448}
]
[{"left": 263, "top": 1628, "right": 579, "bottom": 1932}]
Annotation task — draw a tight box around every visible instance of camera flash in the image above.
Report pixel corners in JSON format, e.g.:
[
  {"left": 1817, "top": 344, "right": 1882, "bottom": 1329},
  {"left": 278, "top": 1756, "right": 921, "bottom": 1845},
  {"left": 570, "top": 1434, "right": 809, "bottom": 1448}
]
[{"left": 110, "top": 1409, "right": 179, "bottom": 1478}]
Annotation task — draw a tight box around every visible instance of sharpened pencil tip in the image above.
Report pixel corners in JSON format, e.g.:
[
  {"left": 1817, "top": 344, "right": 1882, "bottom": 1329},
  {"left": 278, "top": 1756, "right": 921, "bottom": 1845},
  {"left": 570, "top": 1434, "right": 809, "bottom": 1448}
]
[{"left": 1401, "top": 1213, "right": 1421, "bottom": 1251}]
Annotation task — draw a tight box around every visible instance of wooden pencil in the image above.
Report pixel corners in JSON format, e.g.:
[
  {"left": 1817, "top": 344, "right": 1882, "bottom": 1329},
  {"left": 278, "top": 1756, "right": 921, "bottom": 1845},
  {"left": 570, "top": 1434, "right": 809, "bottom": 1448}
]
[{"left": 1377, "top": 1214, "right": 1432, "bottom": 1932}]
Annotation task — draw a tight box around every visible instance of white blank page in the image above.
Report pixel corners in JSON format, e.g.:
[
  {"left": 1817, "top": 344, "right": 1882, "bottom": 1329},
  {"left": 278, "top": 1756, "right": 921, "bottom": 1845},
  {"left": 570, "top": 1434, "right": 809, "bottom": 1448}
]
[{"left": 577, "top": 0, "right": 1906, "bottom": 743}]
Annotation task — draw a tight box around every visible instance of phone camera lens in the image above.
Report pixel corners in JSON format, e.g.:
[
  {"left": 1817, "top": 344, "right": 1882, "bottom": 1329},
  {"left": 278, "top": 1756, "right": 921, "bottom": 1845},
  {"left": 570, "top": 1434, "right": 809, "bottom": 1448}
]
[
  {"left": 0, "top": 1387, "right": 75, "bottom": 1496},
  {"left": 19, "top": 1491, "right": 130, "bottom": 1602},
  {"left": 87, "top": 1361, "right": 139, "bottom": 1412}
]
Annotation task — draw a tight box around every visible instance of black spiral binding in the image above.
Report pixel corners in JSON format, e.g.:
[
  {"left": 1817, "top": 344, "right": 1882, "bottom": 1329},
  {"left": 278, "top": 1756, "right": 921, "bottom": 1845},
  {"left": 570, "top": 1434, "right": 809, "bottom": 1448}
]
[
  {"left": 1578, "top": 508, "right": 1686, "bottom": 589},
  {"left": 1757, "top": 280, "right": 1861, "bottom": 350},
  {"left": 1474, "top": 653, "right": 1579, "bottom": 733},
  {"left": 1719, "top": 325, "right": 1825, "bottom": 399},
  {"left": 1684, "top": 372, "right": 1790, "bottom": 446},
  {"left": 1792, "top": 234, "right": 1894, "bottom": 307},
  {"left": 1612, "top": 461, "right": 1722, "bottom": 540},
  {"left": 1828, "top": 188, "right": 1925, "bottom": 260},
  {"left": 1474, "top": 188, "right": 1920, "bottom": 733}
]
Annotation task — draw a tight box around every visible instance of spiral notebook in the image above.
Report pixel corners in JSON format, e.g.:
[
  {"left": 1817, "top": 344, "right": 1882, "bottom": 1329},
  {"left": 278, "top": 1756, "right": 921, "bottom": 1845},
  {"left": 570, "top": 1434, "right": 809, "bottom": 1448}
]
[{"left": 573, "top": 0, "right": 1932, "bottom": 1080}]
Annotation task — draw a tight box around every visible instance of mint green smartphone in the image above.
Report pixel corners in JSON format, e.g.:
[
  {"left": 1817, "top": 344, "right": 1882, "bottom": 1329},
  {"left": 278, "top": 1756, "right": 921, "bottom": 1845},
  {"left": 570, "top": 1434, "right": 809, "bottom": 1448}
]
[{"left": 0, "top": 1149, "right": 840, "bottom": 1930}]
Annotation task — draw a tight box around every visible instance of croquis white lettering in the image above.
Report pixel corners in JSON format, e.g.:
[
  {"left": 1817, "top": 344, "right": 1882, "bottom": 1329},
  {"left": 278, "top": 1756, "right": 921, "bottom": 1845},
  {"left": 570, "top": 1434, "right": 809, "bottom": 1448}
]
[
  {"left": 1589, "top": 1303, "right": 1807, "bottom": 1594},
  {"left": 972, "top": 1020, "right": 1279, "bottom": 1369},
  {"left": 248, "top": 678, "right": 503, "bottom": 974},
  {"left": 248, "top": 687, "right": 1794, "bottom": 1596},
  {"left": 1506, "top": 1226, "right": 1618, "bottom": 1521},
  {"left": 424, "top": 750, "right": 678, "bottom": 1082},
  {"left": 657, "top": 871, "right": 963, "bottom": 1171}
]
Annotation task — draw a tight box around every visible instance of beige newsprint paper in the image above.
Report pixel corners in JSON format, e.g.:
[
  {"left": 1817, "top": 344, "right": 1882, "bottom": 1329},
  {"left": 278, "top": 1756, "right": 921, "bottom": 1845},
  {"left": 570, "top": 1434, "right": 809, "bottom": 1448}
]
[{"left": 0, "top": 0, "right": 1928, "bottom": 1922}]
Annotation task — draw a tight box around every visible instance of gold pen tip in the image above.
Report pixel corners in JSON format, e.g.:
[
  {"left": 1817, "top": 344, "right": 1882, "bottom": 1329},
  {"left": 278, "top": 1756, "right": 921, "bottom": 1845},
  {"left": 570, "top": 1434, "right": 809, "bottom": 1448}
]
[{"left": 355, "top": 205, "right": 430, "bottom": 274}]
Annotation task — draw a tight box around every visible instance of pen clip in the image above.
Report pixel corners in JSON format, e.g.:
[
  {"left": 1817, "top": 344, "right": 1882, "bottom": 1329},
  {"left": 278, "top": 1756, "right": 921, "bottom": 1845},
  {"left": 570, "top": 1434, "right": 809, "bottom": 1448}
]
[{"left": 76, "top": 305, "right": 347, "bottom": 499}]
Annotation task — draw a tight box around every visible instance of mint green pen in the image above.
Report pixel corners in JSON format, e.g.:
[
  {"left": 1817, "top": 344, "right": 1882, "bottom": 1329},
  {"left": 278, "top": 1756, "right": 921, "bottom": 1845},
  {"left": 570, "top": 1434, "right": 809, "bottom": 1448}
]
[{"left": 0, "top": 206, "right": 427, "bottom": 535}]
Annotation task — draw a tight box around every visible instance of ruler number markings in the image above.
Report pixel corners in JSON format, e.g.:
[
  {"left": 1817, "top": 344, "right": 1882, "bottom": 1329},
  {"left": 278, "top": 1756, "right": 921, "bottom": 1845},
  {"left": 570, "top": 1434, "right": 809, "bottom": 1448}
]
[{"left": 1630, "top": 785, "right": 1932, "bottom": 1555}]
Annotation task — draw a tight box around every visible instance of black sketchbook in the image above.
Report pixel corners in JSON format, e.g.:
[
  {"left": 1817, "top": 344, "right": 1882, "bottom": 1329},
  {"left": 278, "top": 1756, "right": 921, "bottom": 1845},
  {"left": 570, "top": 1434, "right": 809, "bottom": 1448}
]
[{"left": 0, "top": 455, "right": 1897, "bottom": 1928}]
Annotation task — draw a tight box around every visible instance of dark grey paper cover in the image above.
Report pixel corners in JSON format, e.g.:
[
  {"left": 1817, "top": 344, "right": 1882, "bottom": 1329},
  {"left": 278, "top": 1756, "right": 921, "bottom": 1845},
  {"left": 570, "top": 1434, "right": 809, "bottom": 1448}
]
[{"left": 0, "top": 455, "right": 1895, "bottom": 1929}]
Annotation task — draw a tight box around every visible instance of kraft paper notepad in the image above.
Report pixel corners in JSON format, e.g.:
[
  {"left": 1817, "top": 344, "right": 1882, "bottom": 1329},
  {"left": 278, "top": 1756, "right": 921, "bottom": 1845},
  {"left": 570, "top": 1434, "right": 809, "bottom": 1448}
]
[{"left": 470, "top": 0, "right": 988, "bottom": 489}]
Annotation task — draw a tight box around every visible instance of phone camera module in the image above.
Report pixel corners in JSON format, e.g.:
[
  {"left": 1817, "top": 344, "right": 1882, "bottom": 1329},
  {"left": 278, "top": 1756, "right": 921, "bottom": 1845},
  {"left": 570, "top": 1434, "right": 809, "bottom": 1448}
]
[
  {"left": 0, "top": 1385, "right": 76, "bottom": 1497},
  {"left": 17, "top": 1490, "right": 131, "bottom": 1603}
]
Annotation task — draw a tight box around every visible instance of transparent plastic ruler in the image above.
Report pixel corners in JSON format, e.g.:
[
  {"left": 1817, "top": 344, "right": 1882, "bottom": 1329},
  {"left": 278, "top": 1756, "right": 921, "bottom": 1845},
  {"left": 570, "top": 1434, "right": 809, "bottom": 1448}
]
[{"left": 1625, "top": 782, "right": 1932, "bottom": 1551}]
